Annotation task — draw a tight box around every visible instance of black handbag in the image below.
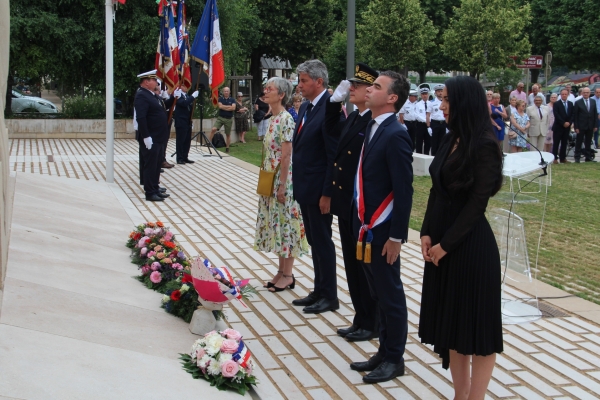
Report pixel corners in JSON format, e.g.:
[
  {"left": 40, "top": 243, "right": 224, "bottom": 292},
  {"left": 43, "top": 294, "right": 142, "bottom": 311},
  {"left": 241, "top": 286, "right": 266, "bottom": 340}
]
[
  {"left": 253, "top": 109, "right": 265, "bottom": 123},
  {"left": 211, "top": 132, "right": 226, "bottom": 148}
]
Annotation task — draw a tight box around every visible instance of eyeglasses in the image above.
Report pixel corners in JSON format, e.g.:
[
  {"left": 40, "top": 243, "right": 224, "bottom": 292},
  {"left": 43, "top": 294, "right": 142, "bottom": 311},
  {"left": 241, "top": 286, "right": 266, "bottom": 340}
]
[
  {"left": 350, "top": 81, "right": 368, "bottom": 89},
  {"left": 264, "top": 87, "right": 276, "bottom": 93}
]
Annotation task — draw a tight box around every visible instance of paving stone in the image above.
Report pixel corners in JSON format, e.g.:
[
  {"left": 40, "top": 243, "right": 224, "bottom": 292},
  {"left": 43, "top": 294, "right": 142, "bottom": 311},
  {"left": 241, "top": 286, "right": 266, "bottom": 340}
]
[
  {"left": 583, "top": 333, "right": 600, "bottom": 345},
  {"left": 386, "top": 387, "right": 415, "bottom": 399},
  {"left": 267, "top": 369, "right": 307, "bottom": 400},
  {"left": 563, "top": 386, "right": 599, "bottom": 400},
  {"left": 550, "top": 318, "right": 589, "bottom": 334},
  {"left": 535, "top": 320, "right": 585, "bottom": 342},
  {"left": 405, "top": 343, "right": 439, "bottom": 365},
  {"left": 240, "top": 311, "right": 273, "bottom": 336},
  {"left": 306, "top": 388, "right": 333, "bottom": 400},
  {"left": 327, "top": 335, "right": 367, "bottom": 363},
  {"left": 319, "top": 311, "right": 347, "bottom": 327},
  {"left": 244, "top": 339, "right": 280, "bottom": 370},
  {"left": 534, "top": 330, "right": 578, "bottom": 350},
  {"left": 252, "top": 301, "right": 290, "bottom": 332},
  {"left": 307, "top": 318, "right": 337, "bottom": 337},
  {"left": 307, "top": 359, "right": 361, "bottom": 399},
  {"left": 485, "top": 379, "right": 514, "bottom": 398},
  {"left": 495, "top": 354, "right": 522, "bottom": 371},
  {"left": 295, "top": 325, "right": 326, "bottom": 345},
  {"left": 353, "top": 340, "right": 379, "bottom": 355},
  {"left": 503, "top": 345, "right": 569, "bottom": 384},
  {"left": 492, "top": 367, "right": 519, "bottom": 385},
  {"left": 513, "top": 371, "right": 562, "bottom": 396},
  {"left": 405, "top": 361, "right": 454, "bottom": 399},
  {"left": 510, "top": 386, "right": 547, "bottom": 400},
  {"left": 314, "top": 342, "right": 363, "bottom": 384},
  {"left": 532, "top": 353, "right": 600, "bottom": 395},
  {"left": 503, "top": 324, "right": 543, "bottom": 342},
  {"left": 278, "top": 355, "right": 320, "bottom": 388},
  {"left": 535, "top": 342, "right": 594, "bottom": 370},
  {"left": 397, "top": 375, "right": 440, "bottom": 399},
  {"left": 230, "top": 322, "right": 255, "bottom": 339},
  {"left": 279, "top": 310, "right": 305, "bottom": 327},
  {"left": 357, "top": 385, "right": 388, "bottom": 399},
  {"left": 263, "top": 336, "right": 291, "bottom": 356},
  {"left": 251, "top": 364, "right": 285, "bottom": 400},
  {"left": 503, "top": 334, "right": 538, "bottom": 353},
  {"left": 280, "top": 330, "right": 318, "bottom": 359},
  {"left": 565, "top": 317, "right": 600, "bottom": 333}
]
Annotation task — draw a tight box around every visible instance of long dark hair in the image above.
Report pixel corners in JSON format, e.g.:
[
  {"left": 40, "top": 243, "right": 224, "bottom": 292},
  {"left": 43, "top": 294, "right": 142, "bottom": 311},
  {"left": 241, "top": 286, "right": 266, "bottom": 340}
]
[{"left": 445, "top": 76, "right": 503, "bottom": 195}]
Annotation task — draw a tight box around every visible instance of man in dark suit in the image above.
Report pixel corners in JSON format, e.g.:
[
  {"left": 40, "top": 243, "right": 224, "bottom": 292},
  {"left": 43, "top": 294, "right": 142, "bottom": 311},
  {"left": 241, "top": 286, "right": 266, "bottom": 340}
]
[
  {"left": 324, "top": 63, "right": 379, "bottom": 342},
  {"left": 572, "top": 87, "right": 598, "bottom": 162},
  {"left": 349, "top": 71, "right": 413, "bottom": 383},
  {"left": 174, "top": 89, "right": 199, "bottom": 164},
  {"left": 552, "top": 88, "right": 575, "bottom": 164},
  {"left": 291, "top": 60, "right": 341, "bottom": 314},
  {"left": 134, "top": 70, "right": 175, "bottom": 201}
]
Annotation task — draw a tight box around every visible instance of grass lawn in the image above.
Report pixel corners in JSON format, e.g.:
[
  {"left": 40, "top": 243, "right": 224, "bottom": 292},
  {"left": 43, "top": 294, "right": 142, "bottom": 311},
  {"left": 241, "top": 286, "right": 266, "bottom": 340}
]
[{"left": 229, "top": 136, "right": 600, "bottom": 304}]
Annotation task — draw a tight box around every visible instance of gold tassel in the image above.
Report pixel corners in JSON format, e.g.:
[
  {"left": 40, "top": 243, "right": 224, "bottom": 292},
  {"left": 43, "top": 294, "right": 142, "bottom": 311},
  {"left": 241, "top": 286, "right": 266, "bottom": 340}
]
[
  {"left": 364, "top": 243, "right": 372, "bottom": 264},
  {"left": 356, "top": 241, "right": 363, "bottom": 260}
]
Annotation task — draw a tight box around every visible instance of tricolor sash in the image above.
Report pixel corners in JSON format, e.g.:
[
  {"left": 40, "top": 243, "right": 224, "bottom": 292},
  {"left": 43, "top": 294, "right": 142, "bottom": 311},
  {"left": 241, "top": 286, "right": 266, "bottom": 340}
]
[{"left": 354, "top": 143, "right": 394, "bottom": 263}]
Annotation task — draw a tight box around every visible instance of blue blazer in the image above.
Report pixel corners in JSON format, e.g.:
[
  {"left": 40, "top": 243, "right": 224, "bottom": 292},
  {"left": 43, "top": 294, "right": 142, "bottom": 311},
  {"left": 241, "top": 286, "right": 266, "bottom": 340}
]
[
  {"left": 292, "top": 91, "right": 340, "bottom": 205},
  {"left": 174, "top": 94, "right": 195, "bottom": 128},
  {"left": 352, "top": 114, "right": 414, "bottom": 245},
  {"left": 134, "top": 88, "right": 175, "bottom": 144}
]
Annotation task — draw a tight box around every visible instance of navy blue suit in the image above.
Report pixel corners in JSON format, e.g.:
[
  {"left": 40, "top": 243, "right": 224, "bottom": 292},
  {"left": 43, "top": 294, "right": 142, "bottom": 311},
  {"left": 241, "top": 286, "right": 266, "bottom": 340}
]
[
  {"left": 174, "top": 94, "right": 195, "bottom": 161},
  {"left": 292, "top": 90, "right": 340, "bottom": 300},
  {"left": 552, "top": 99, "right": 574, "bottom": 162},
  {"left": 352, "top": 114, "right": 413, "bottom": 364}
]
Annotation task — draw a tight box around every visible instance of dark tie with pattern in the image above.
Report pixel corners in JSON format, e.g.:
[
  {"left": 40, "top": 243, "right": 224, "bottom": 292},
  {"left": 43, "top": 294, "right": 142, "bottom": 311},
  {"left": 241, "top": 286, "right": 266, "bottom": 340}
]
[
  {"left": 365, "top": 119, "right": 376, "bottom": 145},
  {"left": 538, "top": 107, "right": 542, "bottom": 119},
  {"left": 586, "top": 99, "right": 589, "bottom": 111},
  {"left": 297, "top": 103, "right": 314, "bottom": 135}
]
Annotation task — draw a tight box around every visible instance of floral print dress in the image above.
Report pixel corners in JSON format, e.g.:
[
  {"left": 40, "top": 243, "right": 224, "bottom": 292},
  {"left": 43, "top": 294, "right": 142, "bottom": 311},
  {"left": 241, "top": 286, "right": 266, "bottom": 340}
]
[{"left": 254, "top": 110, "right": 308, "bottom": 258}]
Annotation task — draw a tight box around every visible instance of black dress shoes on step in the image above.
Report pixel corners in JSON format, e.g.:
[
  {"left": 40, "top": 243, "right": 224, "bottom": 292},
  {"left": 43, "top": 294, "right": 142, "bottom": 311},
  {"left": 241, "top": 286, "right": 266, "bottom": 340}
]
[
  {"left": 337, "top": 324, "right": 359, "bottom": 337},
  {"left": 159, "top": 187, "right": 167, "bottom": 193},
  {"left": 350, "top": 353, "right": 383, "bottom": 372},
  {"left": 292, "top": 291, "right": 320, "bottom": 307},
  {"left": 145, "top": 194, "right": 165, "bottom": 202},
  {"left": 177, "top": 160, "right": 186, "bottom": 165},
  {"left": 303, "top": 298, "right": 339, "bottom": 314},
  {"left": 346, "top": 329, "right": 377, "bottom": 342},
  {"left": 158, "top": 192, "right": 170, "bottom": 198},
  {"left": 184, "top": 159, "right": 195, "bottom": 163},
  {"left": 362, "top": 361, "right": 405, "bottom": 383}
]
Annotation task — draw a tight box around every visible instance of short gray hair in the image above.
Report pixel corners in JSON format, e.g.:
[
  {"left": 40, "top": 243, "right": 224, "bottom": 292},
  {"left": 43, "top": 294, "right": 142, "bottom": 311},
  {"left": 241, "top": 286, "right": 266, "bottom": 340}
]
[
  {"left": 296, "top": 59, "right": 329, "bottom": 88},
  {"left": 266, "top": 77, "right": 293, "bottom": 106}
]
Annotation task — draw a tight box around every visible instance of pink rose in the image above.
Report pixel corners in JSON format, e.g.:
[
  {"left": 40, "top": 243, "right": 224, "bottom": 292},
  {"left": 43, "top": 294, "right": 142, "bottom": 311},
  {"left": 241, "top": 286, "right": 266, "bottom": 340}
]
[
  {"left": 141, "top": 266, "right": 150, "bottom": 275},
  {"left": 163, "top": 258, "right": 172, "bottom": 264},
  {"left": 164, "top": 231, "right": 173, "bottom": 241},
  {"left": 221, "top": 360, "right": 239, "bottom": 378},
  {"left": 138, "top": 237, "right": 149, "bottom": 248},
  {"left": 222, "top": 329, "right": 242, "bottom": 341},
  {"left": 220, "top": 339, "right": 239, "bottom": 354},
  {"left": 144, "top": 228, "right": 153, "bottom": 236},
  {"left": 156, "top": 252, "right": 165, "bottom": 260},
  {"left": 150, "top": 271, "right": 162, "bottom": 283},
  {"left": 151, "top": 262, "right": 161, "bottom": 271},
  {"left": 196, "top": 348, "right": 206, "bottom": 359},
  {"left": 172, "top": 263, "right": 183, "bottom": 270},
  {"left": 147, "top": 251, "right": 156, "bottom": 257},
  {"left": 140, "top": 247, "right": 148, "bottom": 256},
  {"left": 204, "top": 330, "right": 217, "bottom": 338}
]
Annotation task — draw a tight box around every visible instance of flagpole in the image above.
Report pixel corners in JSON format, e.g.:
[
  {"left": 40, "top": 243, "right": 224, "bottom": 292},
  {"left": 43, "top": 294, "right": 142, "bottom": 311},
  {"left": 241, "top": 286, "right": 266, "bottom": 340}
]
[{"left": 105, "top": 0, "right": 114, "bottom": 184}]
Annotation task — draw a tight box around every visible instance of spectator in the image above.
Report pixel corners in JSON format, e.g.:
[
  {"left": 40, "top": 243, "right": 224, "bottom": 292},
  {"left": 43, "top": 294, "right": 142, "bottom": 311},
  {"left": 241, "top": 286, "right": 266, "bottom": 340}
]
[
  {"left": 486, "top": 90, "right": 493, "bottom": 104},
  {"left": 209, "top": 87, "right": 236, "bottom": 153},
  {"left": 506, "top": 96, "right": 517, "bottom": 121},
  {"left": 527, "top": 84, "right": 546, "bottom": 106},
  {"left": 593, "top": 87, "right": 600, "bottom": 148},
  {"left": 574, "top": 87, "right": 584, "bottom": 103},
  {"left": 545, "top": 93, "right": 558, "bottom": 152},
  {"left": 234, "top": 92, "right": 249, "bottom": 144},
  {"left": 509, "top": 99, "right": 530, "bottom": 153},
  {"left": 254, "top": 92, "right": 272, "bottom": 141},
  {"left": 509, "top": 81, "right": 527, "bottom": 102},
  {"left": 572, "top": 87, "right": 598, "bottom": 162},
  {"left": 526, "top": 95, "right": 549, "bottom": 150},
  {"left": 398, "top": 90, "right": 419, "bottom": 150},
  {"left": 489, "top": 93, "right": 507, "bottom": 145},
  {"left": 552, "top": 88, "right": 574, "bottom": 164},
  {"left": 287, "top": 94, "right": 302, "bottom": 123},
  {"left": 565, "top": 84, "right": 576, "bottom": 103}
]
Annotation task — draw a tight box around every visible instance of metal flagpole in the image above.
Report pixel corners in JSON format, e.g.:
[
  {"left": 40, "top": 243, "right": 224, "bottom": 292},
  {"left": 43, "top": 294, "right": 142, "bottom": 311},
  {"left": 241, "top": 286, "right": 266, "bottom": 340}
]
[
  {"left": 346, "top": 0, "right": 355, "bottom": 113},
  {"left": 105, "top": 0, "right": 115, "bottom": 183}
]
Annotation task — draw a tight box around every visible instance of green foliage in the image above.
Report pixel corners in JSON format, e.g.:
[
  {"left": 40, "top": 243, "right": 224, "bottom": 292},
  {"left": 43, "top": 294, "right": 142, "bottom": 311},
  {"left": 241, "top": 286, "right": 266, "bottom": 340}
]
[
  {"left": 357, "top": 0, "right": 437, "bottom": 72},
  {"left": 161, "top": 281, "right": 199, "bottom": 323},
  {"left": 323, "top": 31, "right": 348, "bottom": 85},
  {"left": 61, "top": 95, "right": 106, "bottom": 119},
  {"left": 486, "top": 67, "right": 524, "bottom": 91},
  {"left": 442, "top": 0, "right": 531, "bottom": 77}
]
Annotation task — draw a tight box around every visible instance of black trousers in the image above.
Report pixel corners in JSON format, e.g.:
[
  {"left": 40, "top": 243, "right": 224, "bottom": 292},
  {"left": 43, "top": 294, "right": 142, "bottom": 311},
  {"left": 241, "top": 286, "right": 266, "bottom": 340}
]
[
  {"left": 299, "top": 203, "right": 337, "bottom": 300},
  {"left": 404, "top": 121, "right": 417, "bottom": 151},
  {"left": 140, "top": 140, "right": 162, "bottom": 197},
  {"left": 175, "top": 124, "right": 192, "bottom": 161},
  {"left": 430, "top": 120, "right": 446, "bottom": 156},
  {"left": 574, "top": 128, "right": 594, "bottom": 160},
  {"left": 415, "top": 122, "right": 431, "bottom": 155},
  {"left": 360, "top": 244, "right": 408, "bottom": 364},
  {"left": 552, "top": 127, "right": 571, "bottom": 161},
  {"left": 338, "top": 215, "right": 378, "bottom": 331},
  {"left": 136, "top": 131, "right": 144, "bottom": 185}
]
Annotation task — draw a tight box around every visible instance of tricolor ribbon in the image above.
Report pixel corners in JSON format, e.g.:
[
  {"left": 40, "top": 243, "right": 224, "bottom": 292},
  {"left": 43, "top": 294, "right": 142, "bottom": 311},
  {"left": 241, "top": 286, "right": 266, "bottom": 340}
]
[{"left": 354, "top": 143, "right": 394, "bottom": 263}]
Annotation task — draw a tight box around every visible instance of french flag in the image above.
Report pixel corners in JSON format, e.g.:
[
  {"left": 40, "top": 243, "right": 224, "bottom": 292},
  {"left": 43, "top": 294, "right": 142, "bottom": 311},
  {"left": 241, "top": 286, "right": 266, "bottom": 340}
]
[
  {"left": 155, "top": 1, "right": 180, "bottom": 93},
  {"left": 189, "top": 0, "right": 225, "bottom": 105}
]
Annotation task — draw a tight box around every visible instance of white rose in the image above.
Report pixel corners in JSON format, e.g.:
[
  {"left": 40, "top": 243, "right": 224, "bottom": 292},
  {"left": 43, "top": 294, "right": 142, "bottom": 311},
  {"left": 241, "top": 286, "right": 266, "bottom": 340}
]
[
  {"left": 180, "top": 284, "right": 189, "bottom": 293},
  {"left": 197, "top": 354, "right": 211, "bottom": 369},
  {"left": 219, "top": 353, "right": 233, "bottom": 362},
  {"left": 162, "top": 295, "right": 170, "bottom": 303},
  {"left": 207, "top": 359, "right": 221, "bottom": 375}
]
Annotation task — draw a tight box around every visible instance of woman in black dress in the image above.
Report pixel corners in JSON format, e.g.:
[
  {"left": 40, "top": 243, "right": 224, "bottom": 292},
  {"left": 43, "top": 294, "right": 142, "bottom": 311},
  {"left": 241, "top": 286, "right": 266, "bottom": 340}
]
[{"left": 419, "top": 76, "right": 504, "bottom": 400}]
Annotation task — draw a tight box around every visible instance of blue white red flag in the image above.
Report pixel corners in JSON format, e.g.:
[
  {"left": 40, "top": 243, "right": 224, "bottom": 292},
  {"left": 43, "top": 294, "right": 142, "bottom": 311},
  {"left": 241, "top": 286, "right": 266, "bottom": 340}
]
[
  {"left": 189, "top": 0, "right": 225, "bottom": 105},
  {"left": 155, "top": 1, "right": 180, "bottom": 93},
  {"left": 176, "top": 0, "right": 192, "bottom": 92}
]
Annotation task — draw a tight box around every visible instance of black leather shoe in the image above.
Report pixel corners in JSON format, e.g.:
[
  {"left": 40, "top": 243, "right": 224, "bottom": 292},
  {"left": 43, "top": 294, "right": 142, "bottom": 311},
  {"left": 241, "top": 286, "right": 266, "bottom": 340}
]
[
  {"left": 145, "top": 194, "right": 164, "bottom": 202},
  {"left": 362, "top": 361, "right": 405, "bottom": 383},
  {"left": 350, "top": 353, "right": 383, "bottom": 372},
  {"left": 160, "top": 169, "right": 164, "bottom": 173},
  {"left": 346, "top": 329, "right": 378, "bottom": 342},
  {"left": 159, "top": 187, "right": 167, "bottom": 193},
  {"left": 158, "top": 192, "right": 170, "bottom": 198},
  {"left": 177, "top": 160, "right": 185, "bottom": 165},
  {"left": 184, "top": 159, "right": 195, "bottom": 163},
  {"left": 292, "top": 291, "right": 320, "bottom": 307},
  {"left": 303, "top": 298, "right": 339, "bottom": 314},
  {"left": 337, "top": 324, "right": 359, "bottom": 337}
]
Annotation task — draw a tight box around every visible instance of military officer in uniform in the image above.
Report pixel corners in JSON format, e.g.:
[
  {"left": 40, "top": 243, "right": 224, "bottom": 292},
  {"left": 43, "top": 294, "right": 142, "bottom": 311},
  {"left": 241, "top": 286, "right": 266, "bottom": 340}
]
[
  {"left": 415, "top": 87, "right": 431, "bottom": 154},
  {"left": 429, "top": 84, "right": 447, "bottom": 156},
  {"left": 134, "top": 70, "right": 175, "bottom": 201},
  {"left": 174, "top": 89, "right": 199, "bottom": 164},
  {"left": 324, "top": 63, "right": 379, "bottom": 342},
  {"left": 398, "top": 90, "right": 418, "bottom": 151}
]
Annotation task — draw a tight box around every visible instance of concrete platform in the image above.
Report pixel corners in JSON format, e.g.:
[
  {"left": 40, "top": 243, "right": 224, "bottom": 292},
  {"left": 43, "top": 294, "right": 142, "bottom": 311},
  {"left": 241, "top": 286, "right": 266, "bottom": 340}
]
[{"left": 0, "top": 172, "right": 249, "bottom": 400}]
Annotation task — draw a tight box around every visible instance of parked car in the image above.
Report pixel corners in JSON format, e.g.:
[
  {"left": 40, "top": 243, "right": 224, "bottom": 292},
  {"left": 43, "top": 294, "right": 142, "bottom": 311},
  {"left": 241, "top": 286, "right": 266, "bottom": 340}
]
[{"left": 11, "top": 89, "right": 58, "bottom": 113}]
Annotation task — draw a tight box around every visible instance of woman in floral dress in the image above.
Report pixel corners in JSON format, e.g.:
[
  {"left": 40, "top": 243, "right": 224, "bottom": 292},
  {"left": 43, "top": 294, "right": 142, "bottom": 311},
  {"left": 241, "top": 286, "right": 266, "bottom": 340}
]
[
  {"left": 254, "top": 77, "right": 308, "bottom": 292},
  {"left": 509, "top": 99, "right": 530, "bottom": 153}
]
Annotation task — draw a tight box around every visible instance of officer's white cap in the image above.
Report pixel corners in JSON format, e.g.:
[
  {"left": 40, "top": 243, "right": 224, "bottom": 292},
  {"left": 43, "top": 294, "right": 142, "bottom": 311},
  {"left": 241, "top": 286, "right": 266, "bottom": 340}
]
[
  {"left": 409, "top": 90, "right": 418, "bottom": 96},
  {"left": 434, "top": 84, "right": 445, "bottom": 91},
  {"left": 420, "top": 87, "right": 430, "bottom": 94},
  {"left": 137, "top": 69, "right": 158, "bottom": 79}
]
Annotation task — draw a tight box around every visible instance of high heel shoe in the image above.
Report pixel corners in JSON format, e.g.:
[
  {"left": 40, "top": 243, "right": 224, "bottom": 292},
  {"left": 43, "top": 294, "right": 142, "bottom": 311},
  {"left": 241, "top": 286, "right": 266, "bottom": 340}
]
[
  {"left": 269, "top": 274, "right": 295, "bottom": 292},
  {"left": 263, "top": 270, "right": 283, "bottom": 288}
]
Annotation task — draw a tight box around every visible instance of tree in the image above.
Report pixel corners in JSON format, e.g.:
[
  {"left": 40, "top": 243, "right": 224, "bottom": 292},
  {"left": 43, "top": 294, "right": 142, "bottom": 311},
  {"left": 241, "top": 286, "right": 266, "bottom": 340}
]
[
  {"left": 442, "top": 0, "right": 531, "bottom": 78},
  {"left": 486, "top": 67, "right": 524, "bottom": 91},
  {"left": 323, "top": 31, "right": 348, "bottom": 85},
  {"left": 356, "top": 0, "right": 437, "bottom": 74},
  {"left": 247, "top": 0, "right": 334, "bottom": 97}
]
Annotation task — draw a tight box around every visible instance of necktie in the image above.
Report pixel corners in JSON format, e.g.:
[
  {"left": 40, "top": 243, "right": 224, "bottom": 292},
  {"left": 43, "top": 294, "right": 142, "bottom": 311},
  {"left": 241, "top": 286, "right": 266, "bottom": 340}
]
[
  {"left": 297, "top": 103, "right": 314, "bottom": 135},
  {"left": 586, "top": 99, "right": 589, "bottom": 111},
  {"left": 564, "top": 101, "right": 568, "bottom": 112},
  {"left": 366, "top": 120, "right": 376, "bottom": 145},
  {"left": 538, "top": 107, "right": 542, "bottom": 119}
]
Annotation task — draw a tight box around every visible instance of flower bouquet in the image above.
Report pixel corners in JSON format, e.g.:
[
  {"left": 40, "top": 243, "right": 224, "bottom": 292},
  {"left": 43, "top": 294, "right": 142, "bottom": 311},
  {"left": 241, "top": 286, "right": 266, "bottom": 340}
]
[
  {"left": 179, "top": 329, "right": 257, "bottom": 395},
  {"left": 161, "top": 274, "right": 200, "bottom": 323}
]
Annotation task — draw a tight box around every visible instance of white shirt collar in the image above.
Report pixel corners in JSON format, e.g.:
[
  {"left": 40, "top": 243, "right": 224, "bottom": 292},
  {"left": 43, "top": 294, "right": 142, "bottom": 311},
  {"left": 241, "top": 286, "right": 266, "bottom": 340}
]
[
  {"left": 359, "top": 108, "right": 370, "bottom": 116},
  {"left": 368, "top": 112, "right": 395, "bottom": 140},
  {"left": 310, "top": 89, "right": 327, "bottom": 106}
]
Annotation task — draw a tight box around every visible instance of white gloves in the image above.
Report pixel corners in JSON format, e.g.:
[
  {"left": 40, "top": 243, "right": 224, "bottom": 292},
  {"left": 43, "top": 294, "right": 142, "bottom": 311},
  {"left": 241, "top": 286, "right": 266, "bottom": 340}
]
[
  {"left": 191, "top": 90, "right": 199, "bottom": 98},
  {"left": 160, "top": 90, "right": 170, "bottom": 99},
  {"left": 427, "top": 127, "right": 433, "bottom": 136},
  {"left": 330, "top": 80, "right": 351, "bottom": 102},
  {"left": 143, "top": 137, "right": 153, "bottom": 150},
  {"left": 173, "top": 88, "right": 183, "bottom": 98}
]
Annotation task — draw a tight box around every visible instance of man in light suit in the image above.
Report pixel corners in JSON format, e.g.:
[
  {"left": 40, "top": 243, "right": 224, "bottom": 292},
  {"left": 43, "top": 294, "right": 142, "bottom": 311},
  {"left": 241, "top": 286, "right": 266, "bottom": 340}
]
[
  {"left": 526, "top": 95, "right": 549, "bottom": 150},
  {"left": 291, "top": 60, "right": 341, "bottom": 314},
  {"left": 572, "top": 87, "right": 598, "bottom": 162},
  {"left": 552, "top": 88, "right": 574, "bottom": 164},
  {"left": 349, "top": 71, "right": 413, "bottom": 383}
]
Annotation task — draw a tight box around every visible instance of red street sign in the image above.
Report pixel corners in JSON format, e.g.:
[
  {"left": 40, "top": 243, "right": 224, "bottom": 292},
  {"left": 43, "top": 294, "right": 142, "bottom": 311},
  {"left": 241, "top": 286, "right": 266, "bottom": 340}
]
[{"left": 514, "top": 55, "right": 543, "bottom": 69}]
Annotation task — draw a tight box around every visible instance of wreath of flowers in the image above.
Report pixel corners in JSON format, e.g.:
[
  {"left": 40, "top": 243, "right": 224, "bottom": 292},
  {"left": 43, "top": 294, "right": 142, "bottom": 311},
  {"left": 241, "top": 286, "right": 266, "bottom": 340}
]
[{"left": 180, "top": 329, "right": 257, "bottom": 395}]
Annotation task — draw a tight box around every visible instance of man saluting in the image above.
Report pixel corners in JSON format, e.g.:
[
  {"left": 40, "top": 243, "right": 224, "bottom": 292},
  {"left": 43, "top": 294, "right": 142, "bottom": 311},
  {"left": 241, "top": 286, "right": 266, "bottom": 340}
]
[{"left": 350, "top": 71, "right": 413, "bottom": 384}]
